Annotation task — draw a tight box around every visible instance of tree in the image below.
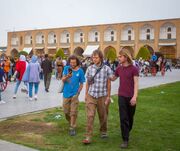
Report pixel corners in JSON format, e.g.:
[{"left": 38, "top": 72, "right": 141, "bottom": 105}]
[
  {"left": 136, "top": 46, "right": 151, "bottom": 60},
  {"left": 18, "top": 51, "right": 28, "bottom": 57},
  {"left": 55, "top": 48, "right": 65, "bottom": 59},
  {"left": 105, "top": 47, "right": 117, "bottom": 62}
]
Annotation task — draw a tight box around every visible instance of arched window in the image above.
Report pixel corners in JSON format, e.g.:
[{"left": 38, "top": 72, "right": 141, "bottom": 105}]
[
  {"left": 80, "top": 33, "right": 84, "bottom": 43},
  {"left": 128, "top": 30, "right": 132, "bottom": 40},
  {"left": 36, "top": 32, "right": 44, "bottom": 44},
  {"left": 42, "top": 35, "right": 44, "bottom": 44},
  {"left": 147, "top": 29, "right": 150, "bottom": 33},
  {"left": 160, "top": 22, "right": 176, "bottom": 40},
  {"left": 167, "top": 27, "right": 171, "bottom": 32},
  {"left": 48, "top": 32, "right": 56, "bottom": 44},
  {"left": 30, "top": 36, "right": 33, "bottom": 44},
  {"left": 146, "top": 29, "right": 151, "bottom": 40},
  {"left": 104, "top": 28, "right": 116, "bottom": 42},
  {"left": 61, "top": 31, "right": 70, "bottom": 43},
  {"left": 66, "top": 34, "right": 69, "bottom": 43},
  {"left": 140, "top": 24, "right": 154, "bottom": 40},
  {"left": 121, "top": 26, "right": 134, "bottom": 41},
  {"left": 167, "top": 27, "right": 172, "bottom": 39},
  {"left": 25, "top": 33, "right": 32, "bottom": 45},
  {"left": 74, "top": 30, "right": 84, "bottom": 43},
  {"left": 88, "top": 29, "right": 99, "bottom": 42}
]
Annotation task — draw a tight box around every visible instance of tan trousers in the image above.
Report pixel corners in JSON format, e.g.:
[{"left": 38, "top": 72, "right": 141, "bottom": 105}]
[
  {"left": 85, "top": 94, "right": 108, "bottom": 138},
  {"left": 63, "top": 94, "right": 79, "bottom": 128}
]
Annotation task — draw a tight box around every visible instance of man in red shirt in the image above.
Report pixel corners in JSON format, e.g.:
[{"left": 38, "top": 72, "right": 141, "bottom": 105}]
[{"left": 111, "top": 48, "right": 139, "bottom": 149}]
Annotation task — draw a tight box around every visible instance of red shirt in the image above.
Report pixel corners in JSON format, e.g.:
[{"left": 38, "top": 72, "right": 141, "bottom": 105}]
[
  {"left": 15, "top": 61, "right": 26, "bottom": 80},
  {"left": 115, "top": 64, "right": 139, "bottom": 97}
]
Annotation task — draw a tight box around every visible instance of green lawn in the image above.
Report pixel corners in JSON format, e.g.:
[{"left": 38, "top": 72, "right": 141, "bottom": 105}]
[{"left": 0, "top": 82, "right": 180, "bottom": 151}]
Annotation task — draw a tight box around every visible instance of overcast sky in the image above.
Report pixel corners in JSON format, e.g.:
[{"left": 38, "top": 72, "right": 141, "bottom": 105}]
[{"left": 0, "top": 0, "right": 180, "bottom": 46}]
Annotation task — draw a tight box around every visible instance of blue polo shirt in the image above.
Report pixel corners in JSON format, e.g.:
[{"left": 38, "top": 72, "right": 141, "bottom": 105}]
[{"left": 63, "top": 66, "right": 85, "bottom": 98}]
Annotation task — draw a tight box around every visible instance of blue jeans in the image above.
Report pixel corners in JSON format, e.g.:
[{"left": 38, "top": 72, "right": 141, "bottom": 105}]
[
  {"left": 29, "top": 82, "right": 39, "bottom": 98},
  {"left": 14, "top": 79, "right": 28, "bottom": 94},
  {"left": 39, "top": 71, "right": 43, "bottom": 80}
]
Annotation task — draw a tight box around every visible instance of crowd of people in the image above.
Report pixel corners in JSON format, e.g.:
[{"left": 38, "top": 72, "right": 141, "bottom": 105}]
[
  {"left": 0, "top": 48, "right": 175, "bottom": 149},
  {"left": 134, "top": 56, "right": 172, "bottom": 77}
]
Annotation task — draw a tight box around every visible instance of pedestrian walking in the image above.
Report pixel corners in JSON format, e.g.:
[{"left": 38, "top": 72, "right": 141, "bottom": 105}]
[
  {"left": 41, "top": 54, "right": 52, "bottom": 92},
  {"left": 61, "top": 55, "right": 85, "bottom": 136},
  {"left": 110, "top": 48, "right": 139, "bottom": 149},
  {"left": 82, "top": 50, "right": 113, "bottom": 144},
  {"left": 12, "top": 55, "right": 28, "bottom": 99},
  {"left": 23, "top": 55, "right": 41, "bottom": 101}
]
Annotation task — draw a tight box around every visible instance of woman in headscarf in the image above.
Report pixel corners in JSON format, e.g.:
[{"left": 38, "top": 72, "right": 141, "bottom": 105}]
[
  {"left": 23, "top": 55, "right": 41, "bottom": 101},
  {"left": 12, "top": 55, "right": 28, "bottom": 99}
]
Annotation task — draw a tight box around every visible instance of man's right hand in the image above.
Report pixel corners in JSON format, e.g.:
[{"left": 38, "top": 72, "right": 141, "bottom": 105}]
[{"left": 67, "top": 73, "right": 72, "bottom": 78}]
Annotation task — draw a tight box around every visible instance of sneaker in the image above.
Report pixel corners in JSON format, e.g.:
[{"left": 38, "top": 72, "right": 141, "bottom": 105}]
[
  {"left": 45, "top": 89, "right": 49, "bottom": 92},
  {"left": 0, "top": 100, "right": 6, "bottom": 104},
  {"left": 34, "top": 95, "right": 38, "bottom": 101},
  {"left": 69, "top": 127, "right": 76, "bottom": 136},
  {"left": 120, "top": 141, "right": 128, "bottom": 149},
  {"left": 13, "top": 95, "right": 16, "bottom": 99},
  {"left": 29, "top": 97, "right": 33, "bottom": 101},
  {"left": 101, "top": 132, "right": 108, "bottom": 139},
  {"left": 82, "top": 137, "right": 91, "bottom": 144}
]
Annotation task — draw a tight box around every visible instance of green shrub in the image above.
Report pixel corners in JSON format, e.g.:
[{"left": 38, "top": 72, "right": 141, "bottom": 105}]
[
  {"left": 55, "top": 48, "right": 65, "bottom": 59},
  {"left": 18, "top": 50, "right": 28, "bottom": 57},
  {"left": 136, "top": 46, "right": 151, "bottom": 60},
  {"left": 105, "top": 47, "right": 117, "bottom": 62}
]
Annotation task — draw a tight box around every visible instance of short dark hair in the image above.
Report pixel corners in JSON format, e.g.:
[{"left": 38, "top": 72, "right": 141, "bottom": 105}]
[
  {"left": 45, "top": 54, "right": 48, "bottom": 58},
  {"left": 92, "top": 50, "right": 104, "bottom": 62},
  {"left": 67, "top": 55, "right": 81, "bottom": 66}
]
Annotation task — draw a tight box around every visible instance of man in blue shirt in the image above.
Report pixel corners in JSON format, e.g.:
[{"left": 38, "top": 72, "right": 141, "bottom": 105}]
[{"left": 62, "top": 55, "right": 85, "bottom": 136}]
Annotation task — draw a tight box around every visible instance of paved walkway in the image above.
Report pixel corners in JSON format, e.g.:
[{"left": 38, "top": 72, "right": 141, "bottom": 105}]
[
  {"left": 0, "top": 69, "right": 180, "bottom": 150},
  {"left": 0, "top": 140, "right": 38, "bottom": 151}
]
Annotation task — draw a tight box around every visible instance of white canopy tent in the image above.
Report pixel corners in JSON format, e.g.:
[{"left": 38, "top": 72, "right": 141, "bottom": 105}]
[
  {"left": 83, "top": 45, "right": 99, "bottom": 57},
  {"left": 23, "top": 47, "right": 32, "bottom": 54}
]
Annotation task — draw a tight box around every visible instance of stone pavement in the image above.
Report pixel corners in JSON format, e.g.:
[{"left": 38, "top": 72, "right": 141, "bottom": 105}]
[
  {"left": 0, "top": 69, "right": 180, "bottom": 151},
  {"left": 0, "top": 140, "right": 38, "bottom": 151}
]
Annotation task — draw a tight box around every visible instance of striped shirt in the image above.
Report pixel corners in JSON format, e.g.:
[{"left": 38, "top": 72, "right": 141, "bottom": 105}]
[{"left": 86, "top": 64, "right": 113, "bottom": 98}]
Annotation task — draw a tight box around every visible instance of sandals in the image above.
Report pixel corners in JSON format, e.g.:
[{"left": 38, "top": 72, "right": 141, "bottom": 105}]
[{"left": 82, "top": 138, "right": 91, "bottom": 144}]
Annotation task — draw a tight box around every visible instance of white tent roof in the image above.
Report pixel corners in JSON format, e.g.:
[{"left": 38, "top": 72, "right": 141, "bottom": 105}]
[
  {"left": 23, "top": 47, "right": 32, "bottom": 54},
  {"left": 83, "top": 45, "right": 99, "bottom": 57}
]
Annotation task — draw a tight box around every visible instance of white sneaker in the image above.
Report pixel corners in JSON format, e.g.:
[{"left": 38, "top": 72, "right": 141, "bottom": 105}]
[
  {"left": 34, "top": 95, "right": 38, "bottom": 101},
  {"left": 29, "top": 97, "right": 33, "bottom": 101},
  {"left": 13, "top": 95, "right": 16, "bottom": 99},
  {"left": 0, "top": 100, "right": 6, "bottom": 104}
]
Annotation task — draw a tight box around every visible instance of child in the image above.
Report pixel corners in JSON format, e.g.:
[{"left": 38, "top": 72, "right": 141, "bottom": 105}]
[
  {"left": 0, "top": 65, "right": 6, "bottom": 104},
  {"left": 111, "top": 48, "right": 139, "bottom": 149}
]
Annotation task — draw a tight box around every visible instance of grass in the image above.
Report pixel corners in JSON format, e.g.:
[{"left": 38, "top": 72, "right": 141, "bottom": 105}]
[{"left": 0, "top": 82, "right": 180, "bottom": 151}]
